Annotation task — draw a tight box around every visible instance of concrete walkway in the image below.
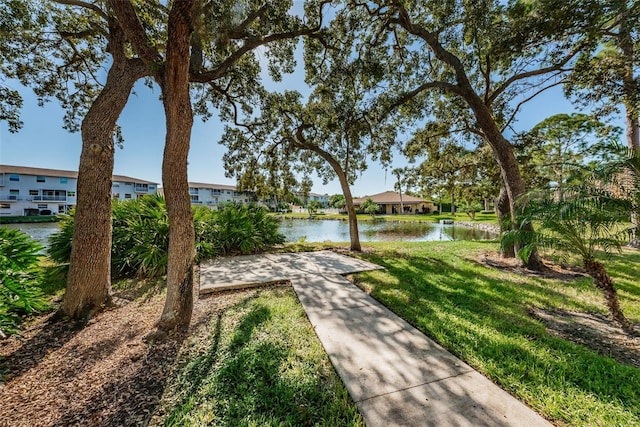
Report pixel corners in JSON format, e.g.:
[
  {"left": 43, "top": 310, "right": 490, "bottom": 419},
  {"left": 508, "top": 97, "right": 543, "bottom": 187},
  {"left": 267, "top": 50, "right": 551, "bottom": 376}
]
[{"left": 199, "top": 251, "right": 551, "bottom": 426}]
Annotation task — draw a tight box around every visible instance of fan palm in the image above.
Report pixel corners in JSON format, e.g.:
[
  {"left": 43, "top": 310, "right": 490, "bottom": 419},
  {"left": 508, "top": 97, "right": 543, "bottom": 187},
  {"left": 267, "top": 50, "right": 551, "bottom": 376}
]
[{"left": 503, "top": 185, "right": 635, "bottom": 333}]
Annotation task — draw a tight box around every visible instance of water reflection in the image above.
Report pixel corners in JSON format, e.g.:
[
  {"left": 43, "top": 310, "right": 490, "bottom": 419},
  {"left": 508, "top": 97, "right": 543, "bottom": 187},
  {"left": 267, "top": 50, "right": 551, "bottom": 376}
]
[
  {"left": 4, "top": 218, "right": 497, "bottom": 247},
  {"left": 3, "top": 222, "right": 59, "bottom": 247},
  {"left": 279, "top": 219, "right": 495, "bottom": 243}
]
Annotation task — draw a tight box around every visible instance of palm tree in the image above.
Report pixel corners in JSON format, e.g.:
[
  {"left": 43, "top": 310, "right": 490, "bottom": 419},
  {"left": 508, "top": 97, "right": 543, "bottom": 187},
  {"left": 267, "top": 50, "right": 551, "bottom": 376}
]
[{"left": 503, "top": 186, "right": 635, "bottom": 333}]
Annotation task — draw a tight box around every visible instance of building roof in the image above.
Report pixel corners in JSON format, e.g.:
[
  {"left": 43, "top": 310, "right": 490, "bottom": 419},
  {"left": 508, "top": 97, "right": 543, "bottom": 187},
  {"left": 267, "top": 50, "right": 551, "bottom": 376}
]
[
  {"left": 0, "top": 165, "right": 157, "bottom": 184},
  {"left": 0, "top": 164, "right": 78, "bottom": 178},
  {"left": 112, "top": 175, "right": 158, "bottom": 185},
  {"left": 353, "top": 191, "right": 432, "bottom": 205},
  {"left": 188, "top": 182, "right": 239, "bottom": 191}
]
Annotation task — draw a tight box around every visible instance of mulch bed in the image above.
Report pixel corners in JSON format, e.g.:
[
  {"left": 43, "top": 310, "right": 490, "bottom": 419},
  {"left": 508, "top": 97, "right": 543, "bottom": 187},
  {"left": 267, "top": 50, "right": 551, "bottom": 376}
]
[{"left": 0, "top": 280, "right": 250, "bottom": 427}]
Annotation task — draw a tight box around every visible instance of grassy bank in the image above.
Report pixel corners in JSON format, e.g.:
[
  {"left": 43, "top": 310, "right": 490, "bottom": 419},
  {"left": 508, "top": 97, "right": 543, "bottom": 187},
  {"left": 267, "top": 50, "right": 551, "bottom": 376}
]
[
  {"left": 154, "top": 287, "right": 363, "bottom": 426},
  {"left": 0, "top": 215, "right": 59, "bottom": 224},
  {"left": 354, "top": 241, "right": 640, "bottom": 426},
  {"left": 278, "top": 211, "right": 498, "bottom": 223}
]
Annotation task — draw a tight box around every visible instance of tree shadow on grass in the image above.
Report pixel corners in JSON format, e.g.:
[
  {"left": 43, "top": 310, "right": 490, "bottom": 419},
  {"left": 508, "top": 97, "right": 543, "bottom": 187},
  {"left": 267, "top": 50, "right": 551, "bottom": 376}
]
[
  {"left": 162, "top": 290, "right": 362, "bottom": 426},
  {"left": 356, "top": 249, "right": 640, "bottom": 422}
]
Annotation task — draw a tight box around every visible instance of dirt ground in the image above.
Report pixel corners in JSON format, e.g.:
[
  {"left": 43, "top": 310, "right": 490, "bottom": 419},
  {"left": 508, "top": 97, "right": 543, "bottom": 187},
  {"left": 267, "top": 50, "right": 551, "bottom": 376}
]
[
  {"left": 478, "top": 251, "right": 640, "bottom": 369},
  {"left": 0, "top": 275, "right": 253, "bottom": 427}
]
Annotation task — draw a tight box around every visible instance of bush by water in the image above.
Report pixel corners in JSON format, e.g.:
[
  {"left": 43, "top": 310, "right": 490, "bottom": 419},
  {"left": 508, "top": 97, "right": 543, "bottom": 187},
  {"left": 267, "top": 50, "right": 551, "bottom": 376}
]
[{"left": 48, "top": 196, "right": 284, "bottom": 279}]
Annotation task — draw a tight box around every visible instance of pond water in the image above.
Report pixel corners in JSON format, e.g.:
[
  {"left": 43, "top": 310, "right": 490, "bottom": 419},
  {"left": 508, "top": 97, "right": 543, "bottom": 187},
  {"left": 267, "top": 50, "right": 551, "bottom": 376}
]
[
  {"left": 3, "top": 222, "right": 61, "bottom": 247},
  {"left": 279, "top": 219, "right": 496, "bottom": 242},
  {"left": 3, "top": 218, "right": 496, "bottom": 248}
]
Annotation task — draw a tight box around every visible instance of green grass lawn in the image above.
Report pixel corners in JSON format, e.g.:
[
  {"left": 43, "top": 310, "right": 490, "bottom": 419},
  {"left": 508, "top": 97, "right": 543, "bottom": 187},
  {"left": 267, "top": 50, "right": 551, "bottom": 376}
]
[
  {"left": 154, "top": 287, "right": 363, "bottom": 426},
  {"left": 353, "top": 240, "right": 640, "bottom": 426}
]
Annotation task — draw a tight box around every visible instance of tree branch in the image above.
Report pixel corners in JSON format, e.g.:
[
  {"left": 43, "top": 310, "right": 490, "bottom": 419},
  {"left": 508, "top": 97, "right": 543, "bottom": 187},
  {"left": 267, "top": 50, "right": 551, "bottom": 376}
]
[
  {"left": 53, "top": 0, "right": 108, "bottom": 20},
  {"left": 191, "top": 1, "right": 331, "bottom": 83},
  {"left": 501, "top": 80, "right": 565, "bottom": 131},
  {"left": 108, "top": 0, "right": 163, "bottom": 68},
  {"left": 488, "top": 52, "right": 578, "bottom": 106}
]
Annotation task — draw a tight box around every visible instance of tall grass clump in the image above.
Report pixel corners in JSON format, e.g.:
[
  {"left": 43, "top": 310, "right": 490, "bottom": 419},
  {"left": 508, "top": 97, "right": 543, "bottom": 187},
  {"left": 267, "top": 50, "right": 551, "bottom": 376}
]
[
  {"left": 213, "top": 203, "right": 285, "bottom": 255},
  {"left": 0, "top": 227, "right": 49, "bottom": 337},
  {"left": 48, "top": 198, "right": 284, "bottom": 280},
  {"left": 111, "top": 195, "right": 170, "bottom": 277}
]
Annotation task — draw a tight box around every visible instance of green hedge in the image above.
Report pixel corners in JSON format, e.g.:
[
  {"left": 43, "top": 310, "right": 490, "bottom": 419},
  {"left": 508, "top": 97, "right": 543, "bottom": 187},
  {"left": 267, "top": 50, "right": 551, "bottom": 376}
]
[
  {"left": 48, "top": 196, "right": 284, "bottom": 279},
  {"left": 0, "top": 227, "right": 49, "bottom": 336}
]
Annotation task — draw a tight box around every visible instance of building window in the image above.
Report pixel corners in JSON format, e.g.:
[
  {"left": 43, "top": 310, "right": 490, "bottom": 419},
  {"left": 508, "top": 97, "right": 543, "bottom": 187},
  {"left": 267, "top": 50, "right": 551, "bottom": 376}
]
[
  {"left": 37, "top": 176, "right": 46, "bottom": 182},
  {"left": 0, "top": 203, "right": 10, "bottom": 209},
  {"left": 9, "top": 189, "right": 19, "bottom": 200},
  {"left": 226, "top": 191, "right": 231, "bottom": 194},
  {"left": 149, "top": 185, "right": 155, "bottom": 190},
  {"left": 29, "top": 189, "right": 38, "bottom": 196},
  {"left": 213, "top": 189, "right": 222, "bottom": 194},
  {"left": 67, "top": 191, "right": 75, "bottom": 197},
  {"left": 60, "top": 177, "right": 68, "bottom": 184},
  {"left": 37, "top": 204, "right": 48, "bottom": 209},
  {"left": 125, "top": 182, "right": 132, "bottom": 186},
  {"left": 112, "top": 193, "right": 120, "bottom": 198},
  {"left": 9, "top": 174, "right": 19, "bottom": 181},
  {"left": 113, "top": 183, "right": 120, "bottom": 188},
  {"left": 124, "top": 193, "right": 132, "bottom": 199}
]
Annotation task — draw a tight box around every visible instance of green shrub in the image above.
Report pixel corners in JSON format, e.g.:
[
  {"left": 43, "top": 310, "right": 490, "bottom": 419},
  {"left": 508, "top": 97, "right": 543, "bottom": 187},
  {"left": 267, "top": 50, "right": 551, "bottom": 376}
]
[
  {"left": 48, "top": 198, "right": 284, "bottom": 279},
  {"left": 112, "top": 195, "right": 170, "bottom": 277},
  {"left": 193, "top": 206, "right": 219, "bottom": 261},
  {"left": 213, "top": 203, "right": 285, "bottom": 255},
  {"left": 0, "top": 227, "right": 48, "bottom": 336},
  {"left": 47, "top": 212, "right": 74, "bottom": 270}
]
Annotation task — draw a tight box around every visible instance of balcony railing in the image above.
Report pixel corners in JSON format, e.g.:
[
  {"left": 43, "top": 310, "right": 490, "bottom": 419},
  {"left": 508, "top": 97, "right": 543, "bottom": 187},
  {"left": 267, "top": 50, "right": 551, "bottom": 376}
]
[
  {"left": 32, "top": 195, "right": 67, "bottom": 201},
  {"left": 134, "top": 185, "right": 149, "bottom": 193},
  {"left": 0, "top": 195, "right": 19, "bottom": 202}
]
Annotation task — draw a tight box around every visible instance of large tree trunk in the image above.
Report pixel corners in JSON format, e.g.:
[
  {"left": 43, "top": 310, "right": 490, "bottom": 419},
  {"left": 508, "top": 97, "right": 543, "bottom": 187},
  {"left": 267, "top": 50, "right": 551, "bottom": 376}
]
[
  {"left": 63, "top": 22, "right": 145, "bottom": 320},
  {"left": 466, "top": 95, "right": 543, "bottom": 270},
  {"left": 339, "top": 172, "right": 361, "bottom": 252},
  {"left": 393, "top": 1, "right": 542, "bottom": 268},
  {"left": 301, "top": 143, "right": 361, "bottom": 251},
  {"left": 584, "top": 258, "right": 633, "bottom": 333},
  {"left": 496, "top": 185, "right": 515, "bottom": 258},
  {"left": 157, "top": 0, "right": 196, "bottom": 333}
]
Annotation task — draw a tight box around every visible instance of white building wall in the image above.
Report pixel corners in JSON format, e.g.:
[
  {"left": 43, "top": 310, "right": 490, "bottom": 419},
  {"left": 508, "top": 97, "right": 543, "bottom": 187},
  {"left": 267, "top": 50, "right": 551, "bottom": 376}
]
[
  {"left": 188, "top": 184, "right": 256, "bottom": 209},
  {"left": 1, "top": 167, "right": 158, "bottom": 216},
  {"left": 0, "top": 173, "right": 78, "bottom": 216},
  {"left": 111, "top": 180, "right": 157, "bottom": 201}
]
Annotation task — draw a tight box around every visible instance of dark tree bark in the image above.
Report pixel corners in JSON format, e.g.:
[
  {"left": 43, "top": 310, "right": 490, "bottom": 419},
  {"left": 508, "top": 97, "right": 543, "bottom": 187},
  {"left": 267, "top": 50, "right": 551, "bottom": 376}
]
[
  {"left": 584, "top": 257, "right": 633, "bottom": 333},
  {"left": 496, "top": 185, "right": 515, "bottom": 258},
  {"left": 464, "top": 94, "right": 543, "bottom": 269},
  {"left": 63, "top": 18, "right": 146, "bottom": 320},
  {"left": 394, "top": 3, "right": 545, "bottom": 270},
  {"left": 337, "top": 169, "right": 361, "bottom": 252},
  {"left": 296, "top": 133, "right": 361, "bottom": 251},
  {"left": 156, "top": 0, "right": 197, "bottom": 332}
]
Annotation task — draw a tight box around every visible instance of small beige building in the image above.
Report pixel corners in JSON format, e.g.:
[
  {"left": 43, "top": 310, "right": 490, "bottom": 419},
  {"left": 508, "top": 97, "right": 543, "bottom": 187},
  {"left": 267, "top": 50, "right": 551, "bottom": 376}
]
[{"left": 353, "top": 191, "right": 435, "bottom": 215}]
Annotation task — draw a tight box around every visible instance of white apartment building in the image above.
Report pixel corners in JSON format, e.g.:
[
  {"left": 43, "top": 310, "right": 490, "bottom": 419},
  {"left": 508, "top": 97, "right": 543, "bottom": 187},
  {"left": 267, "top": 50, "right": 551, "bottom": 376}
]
[
  {"left": 187, "top": 182, "right": 257, "bottom": 208},
  {"left": 0, "top": 165, "right": 158, "bottom": 216},
  {"left": 308, "top": 192, "right": 329, "bottom": 207},
  {"left": 186, "top": 183, "right": 329, "bottom": 209}
]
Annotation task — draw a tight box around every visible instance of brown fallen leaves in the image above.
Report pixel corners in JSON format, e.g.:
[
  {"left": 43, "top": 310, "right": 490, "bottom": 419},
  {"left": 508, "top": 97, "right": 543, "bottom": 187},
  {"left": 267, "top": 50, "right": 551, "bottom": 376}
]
[{"left": 0, "top": 280, "right": 248, "bottom": 427}]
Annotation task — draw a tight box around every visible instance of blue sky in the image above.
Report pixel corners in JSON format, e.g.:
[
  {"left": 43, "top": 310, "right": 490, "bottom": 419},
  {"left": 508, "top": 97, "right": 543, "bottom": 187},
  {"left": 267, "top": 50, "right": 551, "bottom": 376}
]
[{"left": 0, "top": 50, "right": 604, "bottom": 198}]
